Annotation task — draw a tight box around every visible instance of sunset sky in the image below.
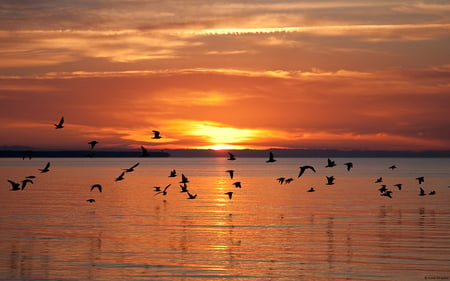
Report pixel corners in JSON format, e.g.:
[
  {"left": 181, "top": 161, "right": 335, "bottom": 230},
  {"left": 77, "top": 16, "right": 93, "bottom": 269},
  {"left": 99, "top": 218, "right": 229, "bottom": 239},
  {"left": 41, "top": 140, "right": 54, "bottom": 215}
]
[{"left": 1, "top": 1, "right": 449, "bottom": 151}]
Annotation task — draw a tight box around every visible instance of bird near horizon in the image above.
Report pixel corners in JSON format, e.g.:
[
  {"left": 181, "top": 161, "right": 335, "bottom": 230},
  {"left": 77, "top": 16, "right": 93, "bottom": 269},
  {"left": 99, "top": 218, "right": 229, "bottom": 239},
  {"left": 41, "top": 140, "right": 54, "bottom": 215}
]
[
  {"left": 152, "top": 130, "right": 162, "bottom": 139},
  {"left": 39, "top": 162, "right": 50, "bottom": 173},
  {"left": 140, "top": 146, "right": 149, "bottom": 157},
  {"left": 8, "top": 180, "right": 21, "bottom": 191},
  {"left": 169, "top": 169, "right": 177, "bottom": 177},
  {"left": 122, "top": 162, "right": 139, "bottom": 173},
  {"left": 326, "top": 176, "right": 335, "bottom": 185},
  {"left": 266, "top": 152, "right": 276, "bottom": 163},
  {"left": 90, "top": 184, "right": 102, "bottom": 193},
  {"left": 419, "top": 187, "right": 426, "bottom": 196},
  {"left": 277, "top": 177, "right": 285, "bottom": 184},
  {"left": 298, "top": 165, "right": 316, "bottom": 177},
  {"left": 325, "top": 158, "right": 336, "bottom": 168},
  {"left": 394, "top": 183, "right": 402, "bottom": 191},
  {"left": 21, "top": 179, "right": 33, "bottom": 190},
  {"left": 86, "top": 199, "right": 96, "bottom": 203},
  {"left": 115, "top": 171, "right": 125, "bottom": 181},
  {"left": 227, "top": 152, "right": 236, "bottom": 160},
  {"left": 375, "top": 177, "right": 383, "bottom": 183},
  {"left": 389, "top": 165, "right": 397, "bottom": 170},
  {"left": 54, "top": 116, "right": 64, "bottom": 129},
  {"left": 88, "top": 141, "right": 99, "bottom": 149},
  {"left": 344, "top": 162, "right": 353, "bottom": 171},
  {"left": 154, "top": 184, "right": 171, "bottom": 196},
  {"left": 180, "top": 174, "right": 189, "bottom": 184},
  {"left": 416, "top": 177, "right": 425, "bottom": 184}
]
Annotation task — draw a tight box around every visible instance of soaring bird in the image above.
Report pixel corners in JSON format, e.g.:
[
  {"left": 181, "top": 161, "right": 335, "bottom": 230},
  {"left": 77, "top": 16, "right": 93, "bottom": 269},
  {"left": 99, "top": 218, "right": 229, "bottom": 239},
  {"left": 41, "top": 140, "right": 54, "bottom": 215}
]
[
  {"left": 389, "top": 165, "right": 397, "bottom": 170},
  {"left": 39, "top": 162, "right": 51, "bottom": 173},
  {"left": 227, "top": 152, "right": 236, "bottom": 160},
  {"left": 187, "top": 191, "right": 197, "bottom": 199},
  {"left": 419, "top": 187, "right": 426, "bottom": 196},
  {"left": 233, "top": 181, "right": 242, "bottom": 188},
  {"left": 344, "top": 162, "right": 353, "bottom": 171},
  {"left": 325, "top": 158, "right": 336, "bottom": 168},
  {"left": 21, "top": 179, "right": 33, "bottom": 190},
  {"left": 86, "top": 199, "right": 96, "bottom": 203},
  {"left": 179, "top": 183, "right": 188, "bottom": 193},
  {"left": 180, "top": 174, "right": 189, "bottom": 184},
  {"left": 54, "top": 116, "right": 64, "bottom": 129},
  {"left": 225, "top": 191, "right": 233, "bottom": 199},
  {"left": 307, "top": 187, "right": 315, "bottom": 192},
  {"left": 381, "top": 190, "right": 393, "bottom": 198},
  {"left": 154, "top": 184, "right": 171, "bottom": 196},
  {"left": 326, "top": 176, "right": 335, "bottom": 185},
  {"left": 90, "top": 184, "right": 102, "bottom": 193},
  {"left": 141, "top": 146, "right": 149, "bottom": 157},
  {"left": 266, "top": 152, "right": 276, "bottom": 163},
  {"left": 8, "top": 180, "right": 21, "bottom": 191},
  {"left": 115, "top": 172, "right": 125, "bottom": 181},
  {"left": 298, "top": 165, "right": 316, "bottom": 177},
  {"left": 226, "top": 170, "right": 234, "bottom": 179},
  {"left": 416, "top": 177, "right": 425, "bottom": 184},
  {"left": 152, "top": 130, "right": 162, "bottom": 139},
  {"left": 88, "top": 141, "right": 99, "bottom": 149},
  {"left": 394, "top": 183, "right": 402, "bottom": 191},
  {"left": 168, "top": 169, "right": 177, "bottom": 177},
  {"left": 122, "top": 162, "right": 139, "bottom": 173}
]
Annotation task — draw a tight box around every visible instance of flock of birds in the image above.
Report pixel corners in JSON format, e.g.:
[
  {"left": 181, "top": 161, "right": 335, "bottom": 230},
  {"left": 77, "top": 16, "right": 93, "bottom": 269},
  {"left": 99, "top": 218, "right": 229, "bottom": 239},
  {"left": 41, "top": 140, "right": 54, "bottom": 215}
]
[{"left": 5, "top": 116, "right": 445, "bottom": 203}]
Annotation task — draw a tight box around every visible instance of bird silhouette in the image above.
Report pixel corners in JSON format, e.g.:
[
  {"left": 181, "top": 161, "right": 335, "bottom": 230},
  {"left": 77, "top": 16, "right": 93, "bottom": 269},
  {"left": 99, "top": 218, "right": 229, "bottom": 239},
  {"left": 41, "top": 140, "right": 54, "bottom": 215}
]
[
  {"left": 168, "top": 169, "right": 177, "bottom": 177},
  {"left": 115, "top": 172, "right": 125, "bottom": 181},
  {"left": 39, "top": 162, "right": 50, "bottom": 173},
  {"left": 375, "top": 177, "right": 383, "bottom": 183},
  {"left": 226, "top": 170, "right": 234, "bottom": 179},
  {"left": 381, "top": 190, "right": 393, "bottom": 198},
  {"left": 416, "top": 177, "right": 425, "bottom": 184},
  {"left": 277, "top": 177, "right": 285, "bottom": 184},
  {"left": 88, "top": 141, "right": 98, "bottom": 149},
  {"left": 8, "top": 180, "right": 21, "bottom": 191},
  {"left": 298, "top": 165, "right": 316, "bottom": 177},
  {"left": 179, "top": 183, "right": 188, "bottom": 193},
  {"left": 344, "top": 162, "right": 353, "bottom": 171},
  {"left": 154, "top": 184, "right": 171, "bottom": 196},
  {"left": 225, "top": 191, "right": 233, "bottom": 199},
  {"left": 419, "top": 187, "right": 426, "bottom": 196},
  {"left": 122, "top": 162, "right": 139, "bottom": 173},
  {"left": 90, "top": 184, "right": 102, "bottom": 193},
  {"left": 325, "top": 158, "right": 336, "bottom": 168},
  {"left": 187, "top": 191, "right": 197, "bottom": 199},
  {"left": 152, "top": 130, "right": 162, "bottom": 139},
  {"left": 86, "top": 199, "right": 96, "bottom": 203},
  {"left": 389, "top": 165, "right": 397, "bottom": 170},
  {"left": 180, "top": 174, "right": 189, "bottom": 184},
  {"left": 266, "top": 152, "right": 276, "bottom": 163},
  {"left": 394, "top": 183, "right": 402, "bottom": 191},
  {"left": 141, "top": 146, "right": 149, "bottom": 157},
  {"left": 379, "top": 185, "right": 388, "bottom": 193},
  {"left": 284, "top": 178, "right": 294, "bottom": 184},
  {"left": 54, "top": 116, "right": 64, "bottom": 129},
  {"left": 21, "top": 179, "right": 33, "bottom": 190},
  {"left": 326, "top": 176, "right": 335, "bottom": 185},
  {"left": 233, "top": 181, "right": 242, "bottom": 188},
  {"left": 307, "top": 187, "right": 315, "bottom": 192},
  {"left": 227, "top": 152, "right": 236, "bottom": 160}
]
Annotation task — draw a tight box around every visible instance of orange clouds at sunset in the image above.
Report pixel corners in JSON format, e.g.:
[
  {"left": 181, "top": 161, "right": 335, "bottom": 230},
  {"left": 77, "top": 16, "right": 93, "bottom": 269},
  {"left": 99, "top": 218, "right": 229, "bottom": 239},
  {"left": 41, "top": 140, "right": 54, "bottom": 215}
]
[{"left": 0, "top": 1, "right": 449, "bottom": 151}]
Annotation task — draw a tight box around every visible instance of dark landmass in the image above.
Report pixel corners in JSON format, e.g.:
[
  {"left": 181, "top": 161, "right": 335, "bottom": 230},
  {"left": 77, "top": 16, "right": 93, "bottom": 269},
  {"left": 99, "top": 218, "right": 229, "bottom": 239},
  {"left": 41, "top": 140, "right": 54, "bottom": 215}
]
[{"left": 1, "top": 148, "right": 450, "bottom": 158}]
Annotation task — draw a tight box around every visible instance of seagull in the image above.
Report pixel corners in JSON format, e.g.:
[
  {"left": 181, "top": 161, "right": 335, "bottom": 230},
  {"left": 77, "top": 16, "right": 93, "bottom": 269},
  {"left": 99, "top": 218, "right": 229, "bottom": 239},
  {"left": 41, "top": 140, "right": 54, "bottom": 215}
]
[
  {"left": 39, "top": 162, "right": 51, "bottom": 173},
  {"left": 266, "top": 152, "right": 276, "bottom": 163},
  {"left": 416, "top": 177, "right": 425, "bottom": 184},
  {"left": 154, "top": 184, "right": 171, "bottom": 196},
  {"left": 179, "top": 183, "right": 188, "bottom": 193},
  {"left": 153, "top": 186, "right": 161, "bottom": 192},
  {"left": 277, "top": 177, "right": 285, "bottom": 184},
  {"left": 375, "top": 177, "right": 383, "bottom": 183},
  {"left": 168, "top": 169, "right": 177, "bottom": 177},
  {"left": 285, "top": 178, "right": 294, "bottom": 184},
  {"left": 122, "top": 162, "right": 139, "bottom": 173},
  {"left": 419, "top": 187, "right": 426, "bottom": 196},
  {"left": 86, "top": 199, "right": 96, "bottom": 203},
  {"left": 381, "top": 190, "right": 393, "bottom": 198},
  {"left": 180, "top": 174, "right": 189, "bottom": 184},
  {"left": 389, "top": 165, "right": 397, "bottom": 170},
  {"left": 224, "top": 191, "right": 233, "bottom": 199},
  {"left": 233, "top": 181, "right": 242, "bottom": 188},
  {"left": 429, "top": 190, "right": 436, "bottom": 195},
  {"left": 298, "top": 165, "right": 316, "bottom": 177},
  {"left": 141, "top": 146, "right": 149, "bottom": 157},
  {"left": 379, "top": 185, "right": 388, "bottom": 193},
  {"left": 394, "top": 183, "right": 402, "bottom": 191},
  {"left": 90, "top": 184, "right": 102, "bottom": 193},
  {"left": 307, "top": 187, "right": 315, "bottom": 192},
  {"left": 54, "top": 116, "right": 64, "bottom": 129},
  {"left": 152, "top": 130, "right": 162, "bottom": 139},
  {"left": 21, "top": 179, "right": 33, "bottom": 190},
  {"left": 326, "top": 176, "right": 335, "bottom": 185},
  {"left": 226, "top": 170, "right": 234, "bottom": 179},
  {"left": 22, "top": 150, "right": 32, "bottom": 160},
  {"left": 344, "top": 162, "right": 353, "bottom": 171},
  {"left": 187, "top": 191, "right": 197, "bottom": 199},
  {"left": 227, "top": 152, "right": 236, "bottom": 160},
  {"left": 325, "top": 158, "right": 336, "bottom": 168},
  {"left": 88, "top": 141, "right": 99, "bottom": 149},
  {"left": 8, "top": 180, "right": 21, "bottom": 191},
  {"left": 115, "top": 172, "right": 125, "bottom": 181}
]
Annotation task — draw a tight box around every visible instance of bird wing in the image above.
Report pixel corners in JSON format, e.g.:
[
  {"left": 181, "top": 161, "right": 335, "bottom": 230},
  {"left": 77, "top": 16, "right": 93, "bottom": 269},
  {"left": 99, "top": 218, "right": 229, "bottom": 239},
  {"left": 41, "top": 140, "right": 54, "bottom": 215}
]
[
  {"left": 58, "top": 117, "right": 64, "bottom": 126},
  {"left": 163, "top": 184, "right": 171, "bottom": 192},
  {"left": 44, "top": 162, "right": 50, "bottom": 170},
  {"left": 130, "top": 162, "right": 140, "bottom": 169}
]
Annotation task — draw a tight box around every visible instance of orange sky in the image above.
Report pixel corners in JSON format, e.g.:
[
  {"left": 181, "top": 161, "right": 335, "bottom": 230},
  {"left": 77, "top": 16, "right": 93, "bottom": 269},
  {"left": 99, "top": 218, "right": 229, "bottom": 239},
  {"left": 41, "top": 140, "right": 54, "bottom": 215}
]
[{"left": 0, "top": 1, "right": 449, "bottom": 151}]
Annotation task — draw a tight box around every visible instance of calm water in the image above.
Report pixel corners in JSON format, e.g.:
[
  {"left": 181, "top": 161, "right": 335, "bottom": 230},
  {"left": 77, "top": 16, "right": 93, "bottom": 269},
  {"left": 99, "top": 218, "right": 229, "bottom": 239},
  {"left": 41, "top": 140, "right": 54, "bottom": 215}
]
[{"left": 0, "top": 157, "right": 449, "bottom": 281}]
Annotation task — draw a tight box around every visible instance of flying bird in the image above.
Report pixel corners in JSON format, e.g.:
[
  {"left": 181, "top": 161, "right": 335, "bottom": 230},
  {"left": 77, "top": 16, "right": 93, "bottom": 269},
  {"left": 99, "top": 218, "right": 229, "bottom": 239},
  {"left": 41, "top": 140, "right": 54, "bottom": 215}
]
[
  {"left": 179, "top": 183, "right": 188, "bottom": 193},
  {"left": 224, "top": 191, "right": 233, "bottom": 199},
  {"left": 154, "top": 184, "right": 171, "bottom": 196},
  {"left": 416, "top": 177, "right": 425, "bottom": 184},
  {"left": 21, "top": 179, "right": 33, "bottom": 190},
  {"left": 419, "top": 187, "right": 426, "bottom": 196},
  {"left": 122, "top": 162, "right": 140, "bottom": 173},
  {"left": 115, "top": 172, "right": 125, "bottom": 181},
  {"left": 266, "top": 152, "right": 276, "bottom": 163},
  {"left": 277, "top": 177, "right": 285, "bottom": 184},
  {"left": 298, "top": 165, "right": 316, "bottom": 177},
  {"left": 180, "top": 174, "right": 189, "bottom": 184},
  {"left": 8, "top": 180, "right": 21, "bottom": 191},
  {"left": 284, "top": 178, "right": 294, "bottom": 184},
  {"left": 344, "top": 162, "right": 353, "bottom": 171},
  {"left": 54, "top": 116, "right": 64, "bottom": 129},
  {"left": 88, "top": 141, "right": 99, "bottom": 149},
  {"left": 389, "top": 165, "right": 397, "bottom": 170},
  {"left": 325, "top": 158, "right": 336, "bottom": 168},
  {"left": 379, "top": 185, "right": 388, "bottom": 193},
  {"left": 227, "top": 152, "right": 236, "bottom": 160},
  {"left": 90, "top": 184, "right": 102, "bottom": 193},
  {"left": 187, "top": 191, "right": 197, "bottom": 199},
  {"left": 233, "top": 181, "right": 242, "bottom": 188},
  {"left": 152, "top": 130, "right": 162, "bottom": 139},
  {"left": 168, "top": 169, "right": 177, "bottom": 177},
  {"left": 226, "top": 170, "right": 234, "bottom": 179},
  {"left": 141, "top": 146, "right": 149, "bottom": 157},
  {"left": 39, "top": 162, "right": 51, "bottom": 173},
  {"left": 394, "top": 183, "right": 402, "bottom": 191},
  {"left": 381, "top": 190, "right": 393, "bottom": 198},
  {"left": 429, "top": 190, "right": 436, "bottom": 195},
  {"left": 326, "top": 176, "right": 335, "bottom": 185},
  {"left": 375, "top": 177, "right": 383, "bottom": 183},
  {"left": 307, "top": 187, "right": 315, "bottom": 192},
  {"left": 86, "top": 199, "right": 96, "bottom": 203}
]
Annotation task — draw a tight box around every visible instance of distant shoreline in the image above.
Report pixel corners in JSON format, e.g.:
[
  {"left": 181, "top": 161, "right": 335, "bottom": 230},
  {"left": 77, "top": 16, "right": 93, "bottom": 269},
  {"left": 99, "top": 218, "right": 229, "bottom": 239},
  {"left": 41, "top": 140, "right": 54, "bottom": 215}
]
[{"left": 1, "top": 149, "right": 450, "bottom": 158}]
